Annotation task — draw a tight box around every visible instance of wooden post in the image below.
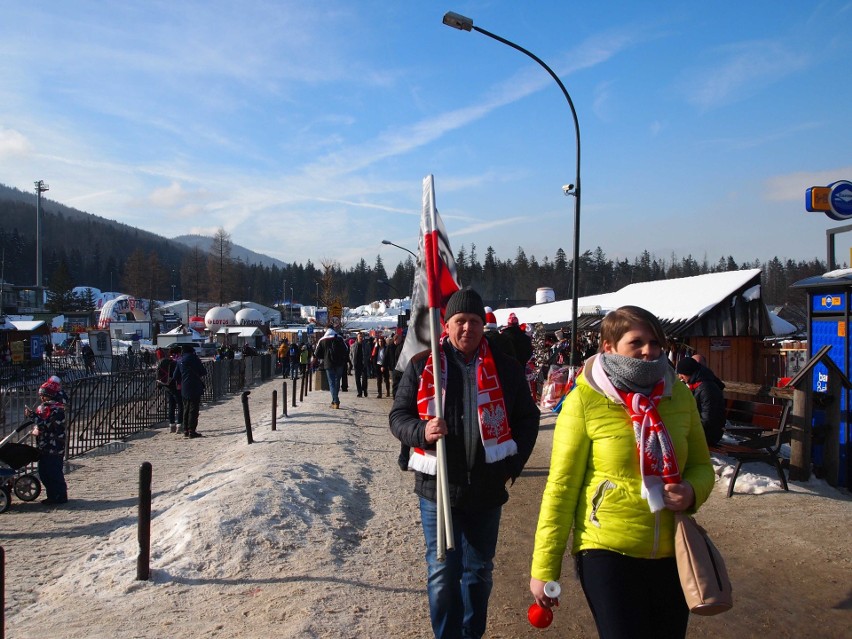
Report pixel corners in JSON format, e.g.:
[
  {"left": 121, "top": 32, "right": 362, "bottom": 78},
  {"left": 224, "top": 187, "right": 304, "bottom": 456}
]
[
  {"left": 282, "top": 382, "right": 288, "bottom": 417},
  {"left": 824, "top": 375, "right": 841, "bottom": 486},
  {"left": 789, "top": 387, "right": 812, "bottom": 481},
  {"left": 271, "top": 390, "right": 277, "bottom": 431},
  {"left": 242, "top": 391, "right": 253, "bottom": 444}
]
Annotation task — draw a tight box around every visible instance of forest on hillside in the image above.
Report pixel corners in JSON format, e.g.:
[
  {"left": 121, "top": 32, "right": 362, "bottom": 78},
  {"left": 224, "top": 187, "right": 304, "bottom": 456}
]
[{"left": 0, "top": 193, "right": 827, "bottom": 314}]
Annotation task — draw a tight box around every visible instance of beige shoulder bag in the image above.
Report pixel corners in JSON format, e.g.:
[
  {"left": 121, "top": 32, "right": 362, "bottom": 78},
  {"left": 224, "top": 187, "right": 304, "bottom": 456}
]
[{"left": 674, "top": 512, "right": 733, "bottom": 615}]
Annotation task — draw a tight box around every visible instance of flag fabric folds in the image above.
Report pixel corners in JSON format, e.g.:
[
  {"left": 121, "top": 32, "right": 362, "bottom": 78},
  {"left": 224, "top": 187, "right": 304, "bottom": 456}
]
[{"left": 395, "top": 176, "right": 461, "bottom": 373}]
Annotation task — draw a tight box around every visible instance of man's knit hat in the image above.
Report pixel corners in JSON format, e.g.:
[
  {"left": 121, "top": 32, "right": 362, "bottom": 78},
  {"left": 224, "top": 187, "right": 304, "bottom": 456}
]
[
  {"left": 676, "top": 357, "right": 701, "bottom": 377},
  {"left": 444, "top": 287, "right": 486, "bottom": 323}
]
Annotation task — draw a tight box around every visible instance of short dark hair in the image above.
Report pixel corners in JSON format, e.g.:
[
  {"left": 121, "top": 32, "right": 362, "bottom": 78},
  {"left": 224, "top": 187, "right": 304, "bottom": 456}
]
[{"left": 599, "top": 306, "right": 666, "bottom": 352}]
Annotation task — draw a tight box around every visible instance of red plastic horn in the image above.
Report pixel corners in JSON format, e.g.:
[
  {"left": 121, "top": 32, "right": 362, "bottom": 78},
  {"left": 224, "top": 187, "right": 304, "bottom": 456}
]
[{"left": 527, "top": 602, "right": 553, "bottom": 628}]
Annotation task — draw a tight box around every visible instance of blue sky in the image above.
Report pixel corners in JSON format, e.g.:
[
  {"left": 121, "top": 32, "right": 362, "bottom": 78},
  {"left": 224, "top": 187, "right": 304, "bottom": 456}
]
[{"left": 2, "top": 1, "right": 851, "bottom": 272}]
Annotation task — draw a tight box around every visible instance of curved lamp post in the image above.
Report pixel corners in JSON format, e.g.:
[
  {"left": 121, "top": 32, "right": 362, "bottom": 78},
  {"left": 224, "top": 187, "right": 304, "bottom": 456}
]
[
  {"left": 382, "top": 239, "right": 418, "bottom": 296},
  {"left": 381, "top": 239, "right": 418, "bottom": 260},
  {"left": 377, "top": 278, "right": 402, "bottom": 296},
  {"left": 442, "top": 11, "right": 582, "bottom": 368}
]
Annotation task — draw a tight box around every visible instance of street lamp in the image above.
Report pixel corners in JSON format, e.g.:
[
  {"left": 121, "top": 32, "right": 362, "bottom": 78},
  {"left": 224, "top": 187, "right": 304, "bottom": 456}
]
[
  {"left": 377, "top": 278, "right": 401, "bottom": 296},
  {"left": 171, "top": 284, "right": 176, "bottom": 301},
  {"left": 443, "top": 11, "right": 582, "bottom": 368},
  {"left": 382, "top": 239, "right": 417, "bottom": 261},
  {"left": 382, "top": 240, "right": 417, "bottom": 298},
  {"left": 290, "top": 286, "right": 294, "bottom": 323},
  {"left": 315, "top": 281, "right": 320, "bottom": 307},
  {"left": 34, "top": 180, "right": 49, "bottom": 309}
]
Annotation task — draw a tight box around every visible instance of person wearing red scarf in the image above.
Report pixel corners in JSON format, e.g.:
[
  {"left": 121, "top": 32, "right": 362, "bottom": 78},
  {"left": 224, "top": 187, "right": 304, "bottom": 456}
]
[
  {"left": 390, "top": 287, "right": 540, "bottom": 639},
  {"left": 530, "top": 306, "right": 714, "bottom": 639}
]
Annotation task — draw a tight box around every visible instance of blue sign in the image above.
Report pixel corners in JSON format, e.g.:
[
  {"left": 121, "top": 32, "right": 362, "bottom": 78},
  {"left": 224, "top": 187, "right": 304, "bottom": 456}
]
[
  {"left": 30, "top": 335, "right": 44, "bottom": 359},
  {"left": 306, "top": 325, "right": 314, "bottom": 334},
  {"left": 812, "top": 292, "right": 847, "bottom": 313},
  {"left": 826, "top": 180, "right": 852, "bottom": 221}
]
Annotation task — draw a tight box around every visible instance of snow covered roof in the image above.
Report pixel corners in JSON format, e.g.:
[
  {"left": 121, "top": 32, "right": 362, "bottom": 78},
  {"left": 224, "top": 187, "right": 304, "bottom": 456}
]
[
  {"left": 1, "top": 319, "right": 46, "bottom": 332},
  {"left": 494, "top": 269, "right": 777, "bottom": 337},
  {"left": 213, "top": 326, "right": 262, "bottom": 338}
]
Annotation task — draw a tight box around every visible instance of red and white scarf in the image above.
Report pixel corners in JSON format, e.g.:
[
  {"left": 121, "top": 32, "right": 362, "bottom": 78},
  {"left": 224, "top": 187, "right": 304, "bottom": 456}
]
[
  {"left": 408, "top": 336, "right": 516, "bottom": 474},
  {"left": 613, "top": 380, "right": 681, "bottom": 512}
]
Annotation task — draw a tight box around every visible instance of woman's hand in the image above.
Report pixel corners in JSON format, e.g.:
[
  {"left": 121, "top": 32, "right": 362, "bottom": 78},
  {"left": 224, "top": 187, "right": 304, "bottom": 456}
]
[
  {"left": 663, "top": 481, "right": 695, "bottom": 512},
  {"left": 423, "top": 417, "right": 447, "bottom": 444},
  {"left": 530, "top": 578, "right": 557, "bottom": 608}
]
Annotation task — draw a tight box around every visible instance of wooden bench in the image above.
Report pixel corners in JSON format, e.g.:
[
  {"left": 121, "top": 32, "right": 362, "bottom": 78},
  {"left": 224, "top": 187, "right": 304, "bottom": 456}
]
[{"left": 709, "top": 399, "right": 792, "bottom": 497}]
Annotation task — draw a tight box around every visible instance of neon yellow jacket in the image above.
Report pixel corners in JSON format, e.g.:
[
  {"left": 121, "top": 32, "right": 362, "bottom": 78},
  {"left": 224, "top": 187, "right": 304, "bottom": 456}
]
[{"left": 530, "top": 354, "right": 715, "bottom": 582}]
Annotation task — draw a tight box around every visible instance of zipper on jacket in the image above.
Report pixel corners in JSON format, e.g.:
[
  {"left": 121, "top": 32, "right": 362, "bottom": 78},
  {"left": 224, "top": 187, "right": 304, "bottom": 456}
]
[
  {"left": 651, "top": 510, "right": 661, "bottom": 557},
  {"left": 588, "top": 479, "right": 616, "bottom": 528}
]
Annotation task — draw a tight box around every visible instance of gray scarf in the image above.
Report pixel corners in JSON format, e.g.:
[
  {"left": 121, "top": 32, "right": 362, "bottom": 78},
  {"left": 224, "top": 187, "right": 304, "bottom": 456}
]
[{"left": 599, "top": 352, "right": 670, "bottom": 394}]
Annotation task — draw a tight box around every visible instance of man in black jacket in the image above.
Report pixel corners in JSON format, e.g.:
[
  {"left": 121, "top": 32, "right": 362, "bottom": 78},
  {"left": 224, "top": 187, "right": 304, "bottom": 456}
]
[
  {"left": 676, "top": 357, "right": 725, "bottom": 445},
  {"left": 351, "top": 332, "right": 373, "bottom": 397},
  {"left": 389, "top": 287, "right": 540, "bottom": 639}
]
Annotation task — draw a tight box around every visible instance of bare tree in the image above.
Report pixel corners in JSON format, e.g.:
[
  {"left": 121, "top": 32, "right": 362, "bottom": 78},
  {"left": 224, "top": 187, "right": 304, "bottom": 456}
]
[
  {"left": 207, "top": 228, "right": 233, "bottom": 306},
  {"left": 181, "top": 245, "right": 207, "bottom": 316}
]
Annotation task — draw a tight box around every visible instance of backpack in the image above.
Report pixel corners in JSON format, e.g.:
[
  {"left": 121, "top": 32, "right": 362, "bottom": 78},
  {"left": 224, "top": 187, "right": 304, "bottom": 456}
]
[
  {"left": 328, "top": 336, "right": 348, "bottom": 367},
  {"left": 289, "top": 344, "right": 299, "bottom": 358}
]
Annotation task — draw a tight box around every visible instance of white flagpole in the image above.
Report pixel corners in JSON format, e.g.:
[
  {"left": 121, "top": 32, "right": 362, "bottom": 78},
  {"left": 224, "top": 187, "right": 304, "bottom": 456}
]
[{"left": 425, "top": 177, "right": 454, "bottom": 557}]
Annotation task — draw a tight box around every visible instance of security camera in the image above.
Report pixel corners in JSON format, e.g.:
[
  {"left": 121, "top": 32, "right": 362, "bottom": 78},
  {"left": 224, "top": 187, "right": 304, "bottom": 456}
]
[{"left": 562, "top": 184, "right": 575, "bottom": 194}]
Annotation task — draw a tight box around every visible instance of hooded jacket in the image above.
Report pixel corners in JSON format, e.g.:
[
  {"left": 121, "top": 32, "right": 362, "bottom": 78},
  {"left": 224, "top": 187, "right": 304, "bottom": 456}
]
[{"left": 530, "top": 354, "right": 714, "bottom": 583}]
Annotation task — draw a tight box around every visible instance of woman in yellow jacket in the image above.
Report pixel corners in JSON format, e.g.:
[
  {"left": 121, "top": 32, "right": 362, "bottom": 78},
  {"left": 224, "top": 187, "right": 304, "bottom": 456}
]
[{"left": 530, "top": 306, "right": 714, "bottom": 639}]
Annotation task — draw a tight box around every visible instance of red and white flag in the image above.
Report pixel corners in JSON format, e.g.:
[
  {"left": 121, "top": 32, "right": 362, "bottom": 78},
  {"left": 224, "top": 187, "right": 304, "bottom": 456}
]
[{"left": 395, "top": 175, "right": 461, "bottom": 373}]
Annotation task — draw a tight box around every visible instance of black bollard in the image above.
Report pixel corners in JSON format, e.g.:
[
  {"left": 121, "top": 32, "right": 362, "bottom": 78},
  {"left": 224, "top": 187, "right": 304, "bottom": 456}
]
[
  {"left": 282, "top": 382, "right": 288, "bottom": 417},
  {"left": 137, "top": 462, "right": 152, "bottom": 581},
  {"left": 271, "top": 390, "right": 277, "bottom": 431},
  {"left": 299, "top": 368, "right": 305, "bottom": 403},
  {"left": 242, "top": 390, "right": 253, "bottom": 444},
  {"left": 1, "top": 546, "right": 5, "bottom": 639}
]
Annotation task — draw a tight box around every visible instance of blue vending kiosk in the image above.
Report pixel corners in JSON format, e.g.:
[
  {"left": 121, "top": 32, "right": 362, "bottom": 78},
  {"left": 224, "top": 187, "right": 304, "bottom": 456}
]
[{"left": 792, "top": 272, "right": 852, "bottom": 488}]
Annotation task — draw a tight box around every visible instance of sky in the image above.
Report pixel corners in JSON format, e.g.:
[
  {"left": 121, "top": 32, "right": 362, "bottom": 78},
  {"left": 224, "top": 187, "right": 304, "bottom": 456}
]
[{"left": 2, "top": 1, "right": 852, "bottom": 274}]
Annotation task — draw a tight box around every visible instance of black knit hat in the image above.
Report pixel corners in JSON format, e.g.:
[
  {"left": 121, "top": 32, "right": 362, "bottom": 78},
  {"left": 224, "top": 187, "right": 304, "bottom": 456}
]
[
  {"left": 676, "top": 357, "right": 700, "bottom": 377},
  {"left": 444, "top": 287, "right": 486, "bottom": 323}
]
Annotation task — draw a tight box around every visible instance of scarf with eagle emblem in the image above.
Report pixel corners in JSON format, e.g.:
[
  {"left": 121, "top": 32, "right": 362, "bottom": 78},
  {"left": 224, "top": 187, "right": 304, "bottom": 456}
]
[{"left": 408, "top": 335, "right": 516, "bottom": 474}]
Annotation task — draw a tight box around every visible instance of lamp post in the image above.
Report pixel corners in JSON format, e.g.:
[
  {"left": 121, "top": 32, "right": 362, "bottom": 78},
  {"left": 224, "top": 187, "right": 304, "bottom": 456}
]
[
  {"left": 315, "top": 282, "right": 320, "bottom": 307},
  {"left": 290, "top": 286, "right": 294, "bottom": 323},
  {"left": 381, "top": 239, "right": 417, "bottom": 261},
  {"left": 34, "top": 180, "right": 49, "bottom": 310},
  {"left": 377, "top": 278, "right": 401, "bottom": 296},
  {"left": 382, "top": 239, "right": 418, "bottom": 298},
  {"left": 171, "top": 284, "right": 176, "bottom": 301},
  {"left": 442, "top": 11, "right": 582, "bottom": 368}
]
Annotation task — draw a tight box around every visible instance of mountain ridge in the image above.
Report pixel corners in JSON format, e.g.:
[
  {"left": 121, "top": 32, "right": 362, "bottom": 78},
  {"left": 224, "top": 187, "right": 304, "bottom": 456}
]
[{"left": 0, "top": 183, "right": 286, "bottom": 268}]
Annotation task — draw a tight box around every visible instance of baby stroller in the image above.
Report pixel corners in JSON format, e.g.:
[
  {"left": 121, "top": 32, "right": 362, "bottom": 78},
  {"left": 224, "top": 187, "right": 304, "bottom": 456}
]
[{"left": 0, "top": 421, "right": 43, "bottom": 513}]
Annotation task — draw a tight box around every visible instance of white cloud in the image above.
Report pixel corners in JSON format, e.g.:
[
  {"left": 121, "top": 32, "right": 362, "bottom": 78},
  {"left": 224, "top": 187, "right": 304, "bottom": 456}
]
[
  {"left": 0, "top": 127, "right": 31, "bottom": 156},
  {"left": 763, "top": 167, "right": 852, "bottom": 202},
  {"left": 681, "top": 40, "right": 811, "bottom": 110}
]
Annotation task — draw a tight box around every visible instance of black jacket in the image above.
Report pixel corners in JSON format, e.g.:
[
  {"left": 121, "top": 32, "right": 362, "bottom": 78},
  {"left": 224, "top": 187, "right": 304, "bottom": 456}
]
[
  {"left": 501, "top": 324, "right": 533, "bottom": 366},
  {"left": 389, "top": 339, "right": 540, "bottom": 510},
  {"left": 687, "top": 366, "right": 725, "bottom": 446}
]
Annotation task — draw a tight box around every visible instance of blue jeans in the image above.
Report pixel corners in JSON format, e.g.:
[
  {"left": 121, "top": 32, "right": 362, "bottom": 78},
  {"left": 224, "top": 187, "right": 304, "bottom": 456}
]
[
  {"left": 325, "top": 365, "right": 344, "bottom": 404},
  {"left": 419, "top": 497, "right": 502, "bottom": 639},
  {"left": 166, "top": 388, "right": 183, "bottom": 425}
]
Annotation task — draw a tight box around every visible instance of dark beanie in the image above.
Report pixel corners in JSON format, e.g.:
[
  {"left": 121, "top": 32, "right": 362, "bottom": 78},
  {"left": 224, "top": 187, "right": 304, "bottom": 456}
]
[
  {"left": 676, "top": 357, "right": 700, "bottom": 377},
  {"left": 444, "top": 287, "right": 486, "bottom": 323}
]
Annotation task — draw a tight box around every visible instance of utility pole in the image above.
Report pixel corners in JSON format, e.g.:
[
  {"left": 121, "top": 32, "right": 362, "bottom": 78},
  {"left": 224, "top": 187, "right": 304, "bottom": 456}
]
[{"left": 35, "top": 180, "right": 49, "bottom": 310}]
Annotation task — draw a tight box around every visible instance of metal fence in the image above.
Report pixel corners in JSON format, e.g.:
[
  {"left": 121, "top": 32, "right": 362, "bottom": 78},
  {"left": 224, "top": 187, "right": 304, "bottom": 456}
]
[{"left": 0, "top": 354, "right": 274, "bottom": 463}]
